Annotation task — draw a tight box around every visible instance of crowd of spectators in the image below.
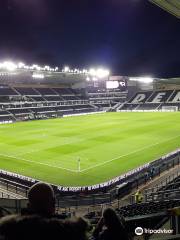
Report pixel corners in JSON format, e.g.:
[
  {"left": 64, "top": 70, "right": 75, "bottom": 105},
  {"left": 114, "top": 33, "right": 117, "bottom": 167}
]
[{"left": 0, "top": 182, "right": 131, "bottom": 240}]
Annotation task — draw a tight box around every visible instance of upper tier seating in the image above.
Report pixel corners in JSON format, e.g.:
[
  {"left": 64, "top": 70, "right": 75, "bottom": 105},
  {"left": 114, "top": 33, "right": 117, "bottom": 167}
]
[
  {"left": 53, "top": 88, "right": 74, "bottom": 95},
  {"left": 30, "top": 107, "right": 56, "bottom": 113},
  {"left": 7, "top": 108, "right": 32, "bottom": 115},
  {"left": 0, "top": 84, "right": 127, "bottom": 120},
  {"left": 44, "top": 96, "right": 63, "bottom": 101},
  {"left": 15, "top": 88, "right": 40, "bottom": 96},
  {"left": 30, "top": 96, "right": 47, "bottom": 102},
  {"left": 35, "top": 88, "right": 57, "bottom": 95},
  {"left": 62, "top": 95, "right": 79, "bottom": 100},
  {"left": 0, "top": 87, "right": 18, "bottom": 96}
]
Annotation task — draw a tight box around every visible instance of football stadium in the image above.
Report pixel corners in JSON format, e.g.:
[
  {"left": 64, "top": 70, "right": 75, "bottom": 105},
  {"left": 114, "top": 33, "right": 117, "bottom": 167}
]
[{"left": 0, "top": 0, "right": 179, "bottom": 239}]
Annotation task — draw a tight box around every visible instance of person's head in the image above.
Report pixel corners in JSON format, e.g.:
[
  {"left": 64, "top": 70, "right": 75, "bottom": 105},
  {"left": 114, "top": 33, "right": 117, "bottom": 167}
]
[
  {"left": 27, "top": 182, "right": 55, "bottom": 217},
  {"left": 103, "top": 208, "right": 123, "bottom": 230}
]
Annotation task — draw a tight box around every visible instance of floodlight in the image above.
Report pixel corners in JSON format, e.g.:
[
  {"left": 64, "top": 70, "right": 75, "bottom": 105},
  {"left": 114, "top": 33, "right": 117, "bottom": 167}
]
[
  {"left": 18, "top": 62, "right": 25, "bottom": 68},
  {"left": 96, "top": 68, "right": 110, "bottom": 78},
  {"left": 64, "top": 66, "right": 70, "bottom": 72},
  {"left": 129, "top": 77, "right": 153, "bottom": 83},
  {"left": 140, "top": 77, "right": 153, "bottom": 83},
  {"left": 24, "top": 65, "right": 30, "bottom": 70},
  {"left": 89, "top": 68, "right": 96, "bottom": 76},
  {"left": 44, "top": 66, "right": 50, "bottom": 71},
  {"left": 89, "top": 68, "right": 110, "bottom": 78},
  {"left": 86, "top": 77, "right": 90, "bottom": 81},
  {"left": 3, "top": 61, "right": 17, "bottom": 71},
  {"left": 32, "top": 64, "right": 41, "bottom": 71}
]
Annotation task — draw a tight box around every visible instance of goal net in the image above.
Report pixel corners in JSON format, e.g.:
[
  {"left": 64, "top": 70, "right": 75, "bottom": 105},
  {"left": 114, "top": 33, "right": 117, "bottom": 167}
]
[{"left": 162, "top": 106, "right": 178, "bottom": 112}]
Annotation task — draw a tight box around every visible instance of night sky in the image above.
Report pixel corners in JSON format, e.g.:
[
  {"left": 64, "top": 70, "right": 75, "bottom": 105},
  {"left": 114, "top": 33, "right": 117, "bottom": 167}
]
[{"left": 0, "top": 0, "right": 179, "bottom": 77}]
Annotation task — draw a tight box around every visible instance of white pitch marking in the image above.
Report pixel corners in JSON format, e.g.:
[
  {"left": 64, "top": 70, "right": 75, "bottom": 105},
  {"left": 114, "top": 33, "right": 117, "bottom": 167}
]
[
  {"left": 0, "top": 153, "right": 78, "bottom": 173},
  {"left": 15, "top": 149, "right": 41, "bottom": 157},
  {"left": 80, "top": 134, "right": 180, "bottom": 173}
]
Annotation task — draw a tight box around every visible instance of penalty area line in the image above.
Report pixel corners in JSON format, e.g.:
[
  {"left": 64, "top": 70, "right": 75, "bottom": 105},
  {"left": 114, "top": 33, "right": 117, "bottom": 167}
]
[
  {"left": 0, "top": 153, "right": 78, "bottom": 173},
  {"left": 80, "top": 134, "right": 180, "bottom": 173}
]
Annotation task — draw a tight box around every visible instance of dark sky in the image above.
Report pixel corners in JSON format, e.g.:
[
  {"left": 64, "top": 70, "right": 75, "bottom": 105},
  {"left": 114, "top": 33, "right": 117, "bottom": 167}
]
[{"left": 0, "top": 0, "right": 179, "bottom": 77}]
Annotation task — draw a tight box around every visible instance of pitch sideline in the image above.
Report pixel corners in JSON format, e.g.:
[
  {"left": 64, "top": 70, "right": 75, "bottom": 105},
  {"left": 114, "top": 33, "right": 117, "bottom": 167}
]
[
  {"left": 0, "top": 153, "right": 78, "bottom": 173},
  {"left": 0, "top": 134, "right": 180, "bottom": 175},
  {"left": 80, "top": 134, "right": 180, "bottom": 173}
]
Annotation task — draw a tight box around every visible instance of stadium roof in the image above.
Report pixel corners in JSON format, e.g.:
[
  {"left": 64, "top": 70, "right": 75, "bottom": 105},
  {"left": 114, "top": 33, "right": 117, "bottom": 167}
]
[
  {"left": 149, "top": 0, "right": 180, "bottom": 18},
  {"left": 156, "top": 77, "right": 180, "bottom": 85}
]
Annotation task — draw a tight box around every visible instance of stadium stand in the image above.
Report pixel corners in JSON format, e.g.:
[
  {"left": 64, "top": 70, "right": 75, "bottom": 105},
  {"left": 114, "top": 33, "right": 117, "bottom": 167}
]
[
  {"left": 119, "top": 89, "right": 180, "bottom": 111},
  {"left": 0, "top": 83, "right": 129, "bottom": 122},
  {"left": 14, "top": 87, "right": 40, "bottom": 96},
  {"left": 1, "top": 79, "right": 180, "bottom": 239}
]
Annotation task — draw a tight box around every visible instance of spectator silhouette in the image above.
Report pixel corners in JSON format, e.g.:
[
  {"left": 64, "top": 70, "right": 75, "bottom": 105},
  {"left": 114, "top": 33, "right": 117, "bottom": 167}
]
[
  {"left": 65, "top": 217, "right": 90, "bottom": 240},
  {"left": 0, "top": 215, "right": 72, "bottom": 240},
  {"left": 27, "top": 182, "right": 55, "bottom": 217},
  {"left": 93, "top": 208, "right": 130, "bottom": 240},
  {"left": 0, "top": 214, "right": 90, "bottom": 240}
]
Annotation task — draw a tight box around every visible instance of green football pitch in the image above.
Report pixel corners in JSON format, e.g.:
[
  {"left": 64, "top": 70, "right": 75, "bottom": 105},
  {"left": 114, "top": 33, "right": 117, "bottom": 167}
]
[{"left": 0, "top": 112, "right": 180, "bottom": 187}]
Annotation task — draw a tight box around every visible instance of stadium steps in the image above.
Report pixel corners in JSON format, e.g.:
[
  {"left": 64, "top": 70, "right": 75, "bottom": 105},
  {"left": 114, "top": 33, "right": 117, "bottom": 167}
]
[
  {"left": 145, "top": 91, "right": 155, "bottom": 103},
  {"left": 50, "top": 88, "right": 59, "bottom": 95},
  {"left": 117, "top": 101, "right": 127, "bottom": 110},
  {"left": 167, "top": 89, "right": 176, "bottom": 102},
  {"left": 156, "top": 103, "right": 162, "bottom": 110},
  {"left": 10, "top": 86, "right": 21, "bottom": 96},
  {"left": 134, "top": 104, "right": 140, "bottom": 110},
  {"left": 89, "top": 103, "right": 99, "bottom": 110},
  {"left": 110, "top": 102, "right": 122, "bottom": 110},
  {"left": 32, "top": 88, "right": 44, "bottom": 96},
  {"left": 5, "top": 110, "right": 17, "bottom": 120}
]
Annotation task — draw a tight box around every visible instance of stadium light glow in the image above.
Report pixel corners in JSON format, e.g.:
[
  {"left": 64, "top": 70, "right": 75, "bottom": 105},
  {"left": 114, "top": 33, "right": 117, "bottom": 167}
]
[
  {"left": 89, "top": 68, "right": 110, "bottom": 79},
  {"left": 44, "top": 66, "right": 50, "bottom": 71},
  {"left": 89, "top": 68, "right": 96, "bottom": 76},
  {"left": 0, "top": 61, "right": 17, "bottom": 71},
  {"left": 83, "top": 69, "right": 88, "bottom": 74},
  {"left": 64, "top": 66, "right": 70, "bottom": 72},
  {"left": 32, "top": 73, "right": 45, "bottom": 79},
  {"left": 96, "top": 68, "right": 110, "bottom": 79},
  {"left": 129, "top": 77, "right": 153, "bottom": 83},
  {"left": 18, "top": 62, "right": 25, "bottom": 68},
  {"left": 32, "top": 64, "right": 41, "bottom": 71},
  {"left": 0, "top": 60, "right": 109, "bottom": 76}
]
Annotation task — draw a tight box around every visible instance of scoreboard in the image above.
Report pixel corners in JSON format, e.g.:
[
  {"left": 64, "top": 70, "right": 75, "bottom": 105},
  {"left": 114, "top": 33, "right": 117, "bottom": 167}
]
[
  {"left": 106, "top": 76, "right": 127, "bottom": 91},
  {"left": 87, "top": 76, "right": 127, "bottom": 92}
]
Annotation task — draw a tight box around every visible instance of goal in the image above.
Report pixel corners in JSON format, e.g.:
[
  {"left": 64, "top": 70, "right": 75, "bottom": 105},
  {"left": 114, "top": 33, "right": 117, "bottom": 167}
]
[{"left": 162, "top": 106, "right": 178, "bottom": 112}]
